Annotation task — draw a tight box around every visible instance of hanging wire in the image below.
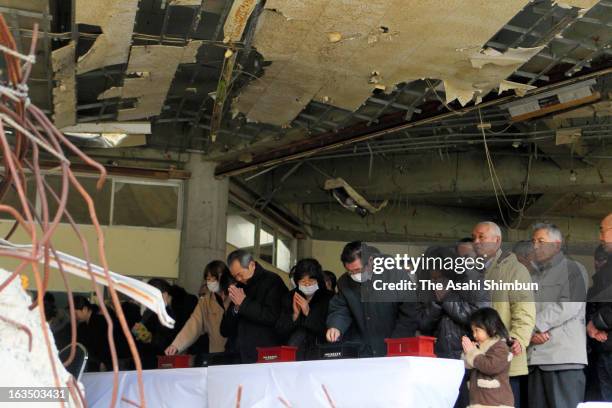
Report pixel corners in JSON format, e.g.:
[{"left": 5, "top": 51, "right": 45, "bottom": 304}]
[{"left": 0, "top": 15, "right": 147, "bottom": 408}]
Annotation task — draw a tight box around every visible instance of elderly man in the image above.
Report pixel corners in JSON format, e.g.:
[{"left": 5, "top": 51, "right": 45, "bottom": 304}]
[
  {"left": 527, "top": 223, "right": 588, "bottom": 408},
  {"left": 220, "top": 249, "right": 287, "bottom": 363},
  {"left": 587, "top": 213, "right": 612, "bottom": 400},
  {"left": 472, "top": 221, "right": 535, "bottom": 407}
]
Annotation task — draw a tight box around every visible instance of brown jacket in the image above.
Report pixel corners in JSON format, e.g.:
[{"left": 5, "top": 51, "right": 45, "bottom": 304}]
[
  {"left": 463, "top": 337, "right": 514, "bottom": 408},
  {"left": 170, "top": 292, "right": 230, "bottom": 353}
]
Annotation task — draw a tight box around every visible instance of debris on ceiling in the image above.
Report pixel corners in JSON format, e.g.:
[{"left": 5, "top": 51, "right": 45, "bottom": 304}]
[
  {"left": 98, "top": 42, "right": 203, "bottom": 121},
  {"left": 1, "top": 0, "right": 610, "bottom": 163},
  {"left": 75, "top": 0, "right": 140, "bottom": 74},
  {"left": 51, "top": 42, "right": 76, "bottom": 128},
  {"left": 233, "top": 0, "right": 548, "bottom": 126}
]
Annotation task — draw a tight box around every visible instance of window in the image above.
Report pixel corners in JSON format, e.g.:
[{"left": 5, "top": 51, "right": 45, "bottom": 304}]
[
  {"left": 259, "top": 223, "right": 275, "bottom": 265},
  {"left": 45, "top": 174, "right": 112, "bottom": 225},
  {"left": 0, "top": 172, "right": 183, "bottom": 229},
  {"left": 112, "top": 181, "right": 179, "bottom": 229},
  {"left": 276, "top": 234, "right": 293, "bottom": 273},
  {"left": 227, "top": 214, "right": 256, "bottom": 250},
  {"left": 226, "top": 200, "right": 296, "bottom": 272},
  {"left": 0, "top": 180, "right": 36, "bottom": 220}
]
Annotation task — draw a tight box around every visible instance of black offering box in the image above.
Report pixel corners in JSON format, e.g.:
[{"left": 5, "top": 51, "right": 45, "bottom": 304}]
[
  {"left": 316, "top": 342, "right": 361, "bottom": 360},
  {"left": 194, "top": 351, "right": 240, "bottom": 367}
]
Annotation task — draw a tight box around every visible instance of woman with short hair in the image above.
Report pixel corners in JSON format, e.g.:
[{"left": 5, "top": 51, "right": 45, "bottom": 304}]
[{"left": 276, "top": 258, "right": 333, "bottom": 360}]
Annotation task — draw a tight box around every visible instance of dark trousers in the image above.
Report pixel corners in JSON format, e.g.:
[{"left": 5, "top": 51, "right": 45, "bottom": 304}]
[
  {"left": 528, "top": 367, "right": 585, "bottom": 408},
  {"left": 454, "top": 370, "right": 469, "bottom": 408},
  {"left": 586, "top": 350, "right": 601, "bottom": 401},
  {"left": 597, "top": 352, "right": 612, "bottom": 401},
  {"left": 510, "top": 375, "right": 528, "bottom": 408}
]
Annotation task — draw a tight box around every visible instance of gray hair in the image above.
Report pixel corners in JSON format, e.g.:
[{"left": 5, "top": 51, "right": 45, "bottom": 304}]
[
  {"left": 476, "top": 221, "right": 502, "bottom": 238},
  {"left": 227, "top": 249, "right": 254, "bottom": 268},
  {"left": 532, "top": 222, "right": 564, "bottom": 243}
]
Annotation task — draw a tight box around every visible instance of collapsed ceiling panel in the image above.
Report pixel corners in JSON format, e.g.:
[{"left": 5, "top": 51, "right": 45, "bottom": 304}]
[
  {"left": 553, "top": 0, "right": 600, "bottom": 11},
  {"left": 51, "top": 42, "right": 76, "bottom": 128},
  {"left": 75, "top": 0, "right": 140, "bottom": 74},
  {"left": 98, "top": 42, "right": 202, "bottom": 121},
  {"left": 169, "top": 0, "right": 227, "bottom": 13},
  {"left": 234, "top": 0, "right": 539, "bottom": 126}
]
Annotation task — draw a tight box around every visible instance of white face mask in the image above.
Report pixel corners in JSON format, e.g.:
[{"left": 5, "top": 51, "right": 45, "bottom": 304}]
[
  {"left": 350, "top": 272, "right": 363, "bottom": 283},
  {"left": 206, "top": 281, "right": 220, "bottom": 293},
  {"left": 299, "top": 283, "right": 318, "bottom": 296}
]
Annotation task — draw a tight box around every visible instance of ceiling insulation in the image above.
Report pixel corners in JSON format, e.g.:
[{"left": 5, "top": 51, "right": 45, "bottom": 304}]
[
  {"left": 98, "top": 42, "right": 202, "bottom": 120},
  {"left": 233, "top": 0, "right": 544, "bottom": 126},
  {"left": 75, "top": 0, "right": 140, "bottom": 74},
  {"left": 51, "top": 42, "right": 76, "bottom": 128},
  {"left": 223, "top": 0, "right": 258, "bottom": 43}
]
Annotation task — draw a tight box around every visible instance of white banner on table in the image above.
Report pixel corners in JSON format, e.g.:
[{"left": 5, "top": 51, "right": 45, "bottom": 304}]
[
  {"left": 82, "top": 367, "right": 208, "bottom": 408},
  {"left": 83, "top": 357, "right": 464, "bottom": 408},
  {"left": 208, "top": 356, "right": 463, "bottom": 408}
]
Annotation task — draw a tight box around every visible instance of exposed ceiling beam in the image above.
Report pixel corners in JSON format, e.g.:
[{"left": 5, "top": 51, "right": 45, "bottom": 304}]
[
  {"left": 265, "top": 149, "right": 612, "bottom": 204},
  {"left": 215, "top": 67, "right": 612, "bottom": 178}
]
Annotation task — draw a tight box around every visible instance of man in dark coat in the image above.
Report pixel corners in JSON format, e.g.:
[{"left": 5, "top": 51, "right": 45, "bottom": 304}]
[
  {"left": 587, "top": 213, "right": 612, "bottom": 401},
  {"left": 138, "top": 279, "right": 198, "bottom": 368},
  {"left": 325, "top": 241, "right": 419, "bottom": 357},
  {"left": 220, "top": 249, "right": 288, "bottom": 363},
  {"left": 74, "top": 295, "right": 113, "bottom": 372},
  {"left": 417, "top": 244, "right": 490, "bottom": 408}
]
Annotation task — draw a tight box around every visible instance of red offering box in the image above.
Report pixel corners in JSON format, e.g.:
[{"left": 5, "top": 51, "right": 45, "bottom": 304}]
[
  {"left": 385, "top": 336, "right": 437, "bottom": 358},
  {"left": 157, "top": 354, "right": 193, "bottom": 369},
  {"left": 256, "top": 346, "right": 298, "bottom": 363}
]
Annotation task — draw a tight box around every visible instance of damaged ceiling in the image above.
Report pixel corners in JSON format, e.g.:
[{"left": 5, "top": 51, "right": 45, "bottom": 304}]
[
  {"left": 1, "top": 0, "right": 612, "bottom": 238},
  {"left": 235, "top": 0, "right": 545, "bottom": 125}
]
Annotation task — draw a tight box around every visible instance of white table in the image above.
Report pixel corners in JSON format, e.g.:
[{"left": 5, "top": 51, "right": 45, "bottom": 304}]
[
  {"left": 82, "top": 367, "right": 208, "bottom": 408},
  {"left": 82, "top": 356, "right": 464, "bottom": 408}
]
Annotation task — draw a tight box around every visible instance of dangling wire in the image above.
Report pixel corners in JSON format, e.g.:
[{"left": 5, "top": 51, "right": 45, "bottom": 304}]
[{"left": 478, "top": 109, "right": 532, "bottom": 228}]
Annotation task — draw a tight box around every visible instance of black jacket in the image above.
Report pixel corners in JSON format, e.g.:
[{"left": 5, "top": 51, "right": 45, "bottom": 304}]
[
  {"left": 326, "top": 272, "right": 419, "bottom": 357},
  {"left": 588, "top": 255, "right": 612, "bottom": 353},
  {"left": 418, "top": 268, "right": 490, "bottom": 359},
  {"left": 276, "top": 288, "right": 333, "bottom": 360},
  {"left": 77, "top": 308, "right": 112, "bottom": 371},
  {"left": 220, "top": 264, "right": 288, "bottom": 363},
  {"left": 139, "top": 286, "right": 198, "bottom": 368}
]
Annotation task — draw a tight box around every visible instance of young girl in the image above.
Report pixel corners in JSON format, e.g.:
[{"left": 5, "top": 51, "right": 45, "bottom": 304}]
[{"left": 462, "top": 307, "right": 514, "bottom": 408}]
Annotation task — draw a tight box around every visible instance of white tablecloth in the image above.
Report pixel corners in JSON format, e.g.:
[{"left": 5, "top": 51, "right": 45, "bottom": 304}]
[
  {"left": 83, "top": 357, "right": 464, "bottom": 408},
  {"left": 82, "top": 367, "right": 208, "bottom": 408}
]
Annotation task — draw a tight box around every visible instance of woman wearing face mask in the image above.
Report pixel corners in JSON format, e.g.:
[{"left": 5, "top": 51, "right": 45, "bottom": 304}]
[
  {"left": 165, "top": 260, "right": 231, "bottom": 356},
  {"left": 276, "top": 258, "right": 333, "bottom": 360}
]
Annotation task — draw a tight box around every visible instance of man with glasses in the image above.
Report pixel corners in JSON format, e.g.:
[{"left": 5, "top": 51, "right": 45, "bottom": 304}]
[
  {"left": 325, "top": 241, "right": 418, "bottom": 357},
  {"left": 527, "top": 223, "right": 588, "bottom": 408}
]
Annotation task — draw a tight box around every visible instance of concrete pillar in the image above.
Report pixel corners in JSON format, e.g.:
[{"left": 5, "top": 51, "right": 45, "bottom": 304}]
[{"left": 178, "top": 154, "right": 228, "bottom": 295}]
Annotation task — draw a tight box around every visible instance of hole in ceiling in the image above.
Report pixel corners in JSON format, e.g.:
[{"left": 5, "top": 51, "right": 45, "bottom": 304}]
[{"left": 76, "top": 24, "right": 103, "bottom": 59}]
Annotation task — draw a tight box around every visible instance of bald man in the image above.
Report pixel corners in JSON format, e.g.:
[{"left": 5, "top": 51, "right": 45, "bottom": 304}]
[
  {"left": 472, "top": 221, "right": 535, "bottom": 407},
  {"left": 587, "top": 213, "right": 612, "bottom": 401}
]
